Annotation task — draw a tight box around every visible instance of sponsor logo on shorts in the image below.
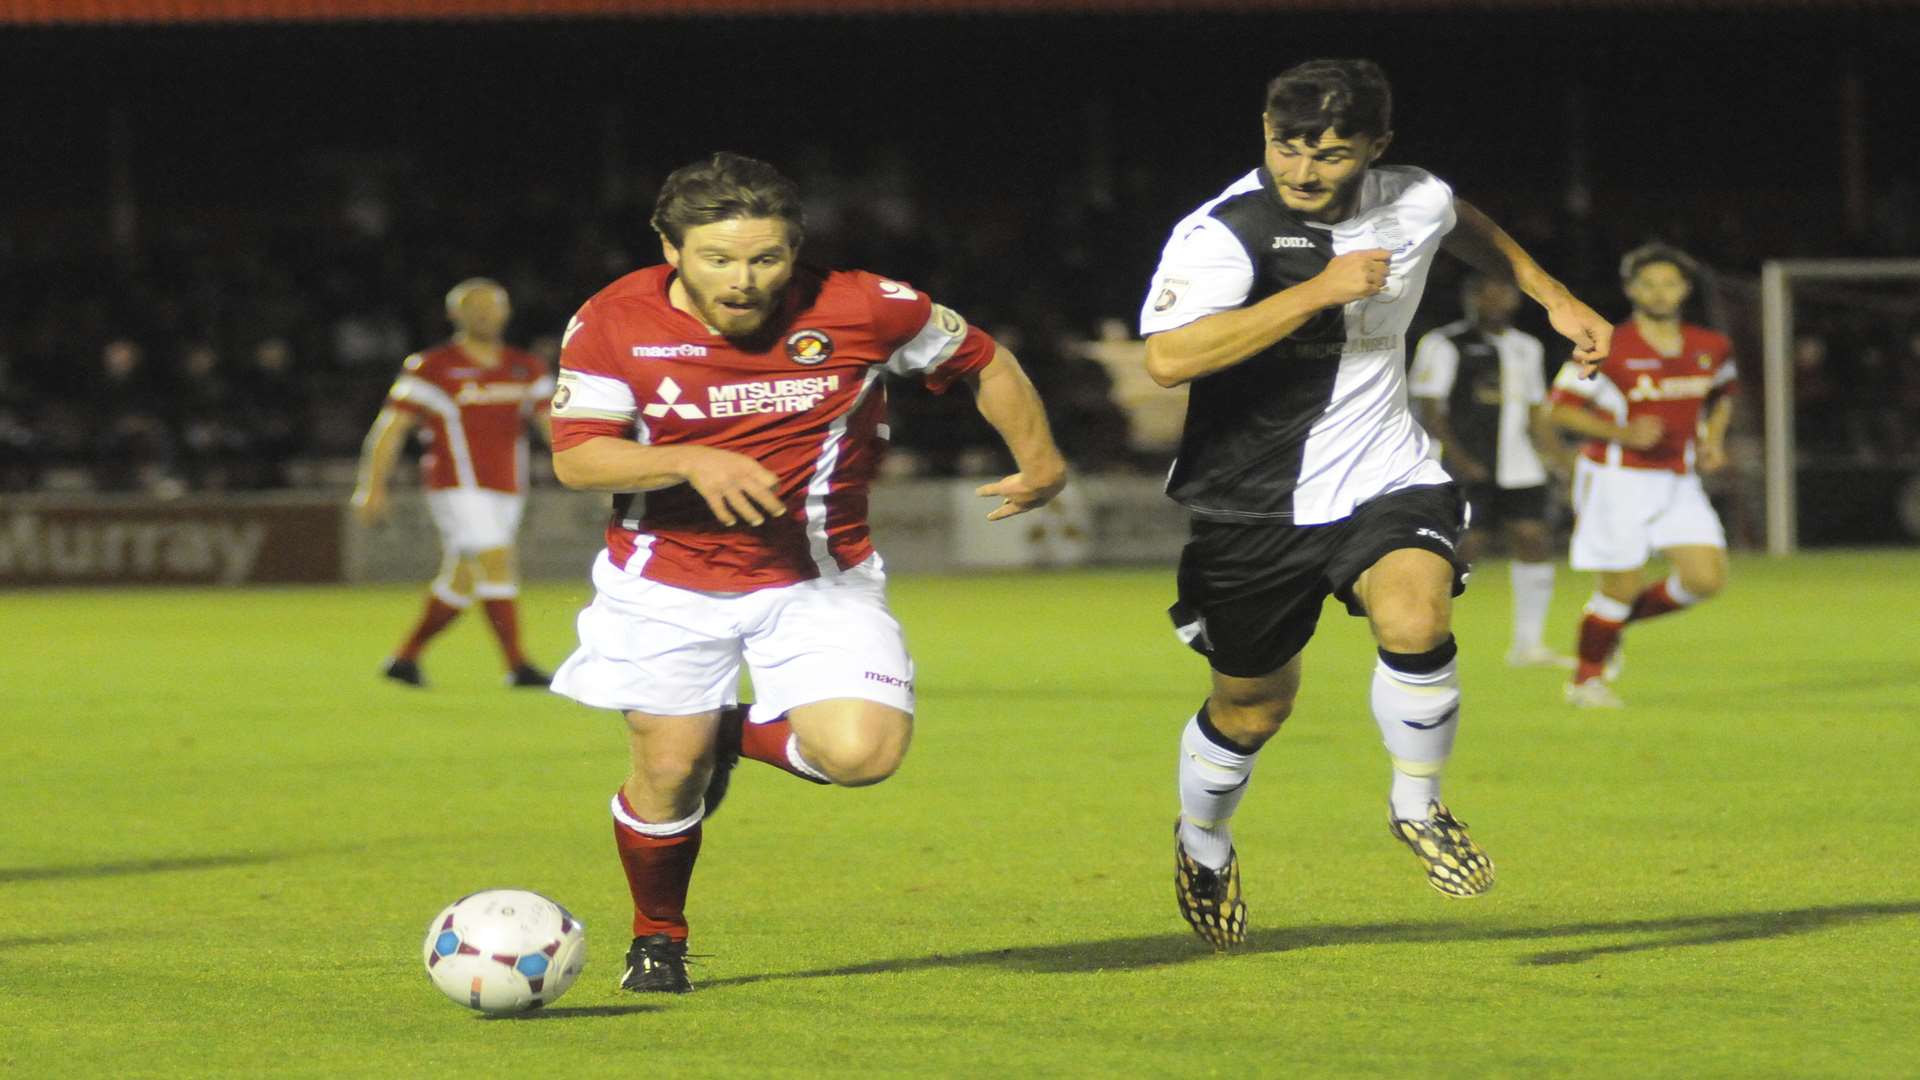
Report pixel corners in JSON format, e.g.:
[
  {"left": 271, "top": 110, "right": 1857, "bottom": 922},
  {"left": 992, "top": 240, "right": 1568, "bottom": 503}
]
[
  {"left": 864, "top": 671, "right": 913, "bottom": 690},
  {"left": 1152, "top": 278, "right": 1188, "bottom": 313},
  {"left": 1415, "top": 527, "right": 1456, "bottom": 552},
  {"left": 631, "top": 343, "right": 710, "bottom": 358}
]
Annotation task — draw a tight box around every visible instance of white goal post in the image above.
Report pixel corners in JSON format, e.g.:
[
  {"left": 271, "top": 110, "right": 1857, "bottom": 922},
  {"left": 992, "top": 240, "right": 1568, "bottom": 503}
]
[{"left": 1759, "top": 258, "right": 1920, "bottom": 556}]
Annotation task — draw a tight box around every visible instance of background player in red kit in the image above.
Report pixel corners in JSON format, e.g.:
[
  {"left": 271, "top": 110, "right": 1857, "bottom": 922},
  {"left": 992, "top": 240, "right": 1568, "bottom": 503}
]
[
  {"left": 546, "top": 153, "right": 1068, "bottom": 993},
  {"left": 1549, "top": 244, "right": 1736, "bottom": 708},
  {"left": 351, "top": 278, "right": 555, "bottom": 689}
]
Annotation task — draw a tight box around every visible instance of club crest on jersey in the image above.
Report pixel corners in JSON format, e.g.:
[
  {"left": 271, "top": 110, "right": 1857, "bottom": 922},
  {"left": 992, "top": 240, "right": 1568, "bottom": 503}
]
[
  {"left": 786, "top": 329, "right": 834, "bottom": 366},
  {"left": 1697, "top": 352, "right": 1713, "bottom": 369}
]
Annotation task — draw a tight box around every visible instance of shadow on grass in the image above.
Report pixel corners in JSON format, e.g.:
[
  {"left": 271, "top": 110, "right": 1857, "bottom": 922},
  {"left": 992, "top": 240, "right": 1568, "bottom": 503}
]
[
  {"left": 0, "top": 932, "right": 103, "bottom": 952},
  {"left": 0, "top": 852, "right": 285, "bottom": 885},
  {"left": 701, "top": 899, "right": 1920, "bottom": 987},
  {"left": 480, "top": 1004, "right": 663, "bottom": 1020}
]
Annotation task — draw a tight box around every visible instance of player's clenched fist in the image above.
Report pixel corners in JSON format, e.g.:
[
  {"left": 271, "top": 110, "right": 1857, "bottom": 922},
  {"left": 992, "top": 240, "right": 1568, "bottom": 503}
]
[
  {"left": 1548, "top": 296, "right": 1613, "bottom": 376},
  {"left": 1314, "top": 248, "right": 1393, "bottom": 306},
  {"left": 675, "top": 445, "right": 786, "bottom": 527}
]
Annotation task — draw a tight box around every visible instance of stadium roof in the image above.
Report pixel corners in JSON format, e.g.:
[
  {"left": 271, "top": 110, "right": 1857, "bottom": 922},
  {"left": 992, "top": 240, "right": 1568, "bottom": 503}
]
[{"left": 3, "top": 0, "right": 1915, "bottom": 23}]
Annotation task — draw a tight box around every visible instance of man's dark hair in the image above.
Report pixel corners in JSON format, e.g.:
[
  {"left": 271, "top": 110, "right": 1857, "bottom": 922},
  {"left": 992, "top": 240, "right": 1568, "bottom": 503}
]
[
  {"left": 1619, "top": 242, "right": 1700, "bottom": 285},
  {"left": 651, "top": 152, "right": 806, "bottom": 248},
  {"left": 1459, "top": 271, "right": 1515, "bottom": 310},
  {"left": 1265, "top": 59, "right": 1393, "bottom": 144}
]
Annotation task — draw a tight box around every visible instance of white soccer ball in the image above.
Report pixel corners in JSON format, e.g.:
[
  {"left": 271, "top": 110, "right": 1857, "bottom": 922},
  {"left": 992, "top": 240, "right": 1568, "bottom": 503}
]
[{"left": 422, "top": 889, "right": 587, "bottom": 1014}]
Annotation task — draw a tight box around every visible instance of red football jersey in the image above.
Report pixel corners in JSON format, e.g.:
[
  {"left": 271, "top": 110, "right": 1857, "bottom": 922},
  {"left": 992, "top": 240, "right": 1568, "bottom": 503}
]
[
  {"left": 387, "top": 343, "right": 554, "bottom": 493},
  {"left": 1550, "top": 320, "right": 1737, "bottom": 474},
  {"left": 550, "top": 264, "right": 998, "bottom": 592}
]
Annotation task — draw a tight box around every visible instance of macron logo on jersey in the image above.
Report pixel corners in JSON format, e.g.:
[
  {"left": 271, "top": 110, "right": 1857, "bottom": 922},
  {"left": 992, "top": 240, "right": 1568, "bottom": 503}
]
[
  {"left": 643, "top": 377, "right": 706, "bottom": 420},
  {"left": 877, "top": 280, "right": 918, "bottom": 301},
  {"left": 632, "top": 344, "right": 710, "bottom": 359}
]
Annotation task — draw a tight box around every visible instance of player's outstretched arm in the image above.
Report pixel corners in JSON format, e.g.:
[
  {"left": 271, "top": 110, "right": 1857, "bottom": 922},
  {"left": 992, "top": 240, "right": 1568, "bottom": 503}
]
[
  {"left": 1697, "top": 394, "right": 1735, "bottom": 474},
  {"left": 1444, "top": 200, "right": 1611, "bottom": 374},
  {"left": 552, "top": 437, "right": 786, "bottom": 528},
  {"left": 965, "top": 347, "right": 1068, "bottom": 521},
  {"left": 1549, "top": 402, "right": 1663, "bottom": 452},
  {"left": 1143, "top": 250, "right": 1389, "bottom": 388},
  {"left": 1529, "top": 403, "right": 1575, "bottom": 478},
  {"left": 350, "top": 406, "right": 416, "bottom": 525}
]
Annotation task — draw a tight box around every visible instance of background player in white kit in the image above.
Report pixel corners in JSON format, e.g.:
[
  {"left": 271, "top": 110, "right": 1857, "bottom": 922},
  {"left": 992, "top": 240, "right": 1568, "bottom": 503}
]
[
  {"left": 352, "top": 278, "right": 554, "bottom": 689},
  {"left": 1550, "top": 244, "right": 1737, "bottom": 708},
  {"left": 1410, "top": 273, "right": 1575, "bottom": 668},
  {"left": 545, "top": 154, "right": 1067, "bottom": 992},
  {"left": 1140, "top": 59, "right": 1613, "bottom": 948}
]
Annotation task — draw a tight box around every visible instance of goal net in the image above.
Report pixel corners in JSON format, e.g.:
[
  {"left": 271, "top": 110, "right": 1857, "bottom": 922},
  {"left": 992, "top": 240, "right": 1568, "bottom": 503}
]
[{"left": 1742, "top": 260, "right": 1920, "bottom": 554}]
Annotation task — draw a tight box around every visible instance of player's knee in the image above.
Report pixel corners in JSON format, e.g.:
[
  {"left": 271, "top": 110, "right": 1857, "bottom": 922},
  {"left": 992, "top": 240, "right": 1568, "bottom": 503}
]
[
  {"left": 1208, "top": 693, "right": 1293, "bottom": 747},
  {"left": 1511, "top": 523, "right": 1554, "bottom": 563},
  {"left": 1680, "top": 565, "right": 1726, "bottom": 600},
  {"left": 803, "top": 715, "right": 911, "bottom": 787},
  {"left": 630, "top": 749, "right": 705, "bottom": 795},
  {"left": 1372, "top": 602, "right": 1451, "bottom": 655}
]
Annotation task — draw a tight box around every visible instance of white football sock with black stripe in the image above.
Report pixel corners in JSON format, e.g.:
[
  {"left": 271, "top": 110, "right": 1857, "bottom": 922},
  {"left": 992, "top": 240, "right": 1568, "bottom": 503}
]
[
  {"left": 1177, "top": 704, "right": 1259, "bottom": 870},
  {"left": 1372, "top": 637, "right": 1461, "bottom": 820}
]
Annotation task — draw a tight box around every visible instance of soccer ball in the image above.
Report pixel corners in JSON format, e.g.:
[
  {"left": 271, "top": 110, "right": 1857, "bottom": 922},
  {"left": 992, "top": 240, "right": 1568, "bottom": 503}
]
[{"left": 422, "top": 889, "right": 587, "bottom": 1014}]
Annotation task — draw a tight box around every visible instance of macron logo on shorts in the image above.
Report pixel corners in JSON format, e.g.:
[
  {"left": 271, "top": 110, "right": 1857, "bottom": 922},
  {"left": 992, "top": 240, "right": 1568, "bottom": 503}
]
[{"left": 1415, "top": 527, "right": 1456, "bottom": 553}]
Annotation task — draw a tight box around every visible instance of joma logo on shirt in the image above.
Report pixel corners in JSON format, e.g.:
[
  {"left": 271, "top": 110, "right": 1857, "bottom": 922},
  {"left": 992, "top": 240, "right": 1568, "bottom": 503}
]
[{"left": 1626, "top": 373, "right": 1715, "bottom": 402}]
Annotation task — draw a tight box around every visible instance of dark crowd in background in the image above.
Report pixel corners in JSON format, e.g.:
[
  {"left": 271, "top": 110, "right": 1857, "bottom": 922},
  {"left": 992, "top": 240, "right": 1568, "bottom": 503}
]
[{"left": 2, "top": 10, "right": 1918, "bottom": 496}]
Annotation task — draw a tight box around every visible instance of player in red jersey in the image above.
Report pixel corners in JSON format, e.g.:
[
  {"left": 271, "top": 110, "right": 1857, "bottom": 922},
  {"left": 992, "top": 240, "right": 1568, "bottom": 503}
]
[
  {"left": 545, "top": 153, "right": 1068, "bottom": 992},
  {"left": 351, "top": 278, "right": 556, "bottom": 689},
  {"left": 1548, "top": 244, "right": 1736, "bottom": 708}
]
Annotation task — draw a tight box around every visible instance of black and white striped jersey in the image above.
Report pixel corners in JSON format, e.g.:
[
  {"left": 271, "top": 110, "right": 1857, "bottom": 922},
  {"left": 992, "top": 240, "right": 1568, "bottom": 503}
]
[
  {"left": 1140, "top": 165, "right": 1457, "bottom": 525},
  {"left": 1408, "top": 320, "right": 1549, "bottom": 490}
]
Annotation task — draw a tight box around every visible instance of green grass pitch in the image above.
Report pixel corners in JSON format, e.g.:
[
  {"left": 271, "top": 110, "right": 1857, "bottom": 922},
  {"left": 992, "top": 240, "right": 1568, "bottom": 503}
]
[{"left": 4, "top": 550, "right": 1918, "bottom": 1077}]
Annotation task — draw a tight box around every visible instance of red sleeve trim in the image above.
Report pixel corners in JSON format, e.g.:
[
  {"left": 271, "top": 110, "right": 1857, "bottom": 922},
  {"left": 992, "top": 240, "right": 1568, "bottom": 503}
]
[
  {"left": 551, "top": 417, "right": 631, "bottom": 452},
  {"left": 922, "top": 325, "right": 998, "bottom": 395}
]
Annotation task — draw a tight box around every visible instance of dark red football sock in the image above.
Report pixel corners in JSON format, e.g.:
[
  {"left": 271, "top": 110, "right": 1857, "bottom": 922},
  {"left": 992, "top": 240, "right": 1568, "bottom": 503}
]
[
  {"left": 612, "top": 793, "right": 701, "bottom": 941},
  {"left": 396, "top": 596, "right": 464, "bottom": 661},
  {"left": 481, "top": 598, "right": 529, "bottom": 668},
  {"left": 737, "top": 709, "right": 830, "bottom": 784},
  {"left": 1574, "top": 614, "right": 1624, "bottom": 684},
  {"left": 1627, "top": 580, "right": 1686, "bottom": 624}
]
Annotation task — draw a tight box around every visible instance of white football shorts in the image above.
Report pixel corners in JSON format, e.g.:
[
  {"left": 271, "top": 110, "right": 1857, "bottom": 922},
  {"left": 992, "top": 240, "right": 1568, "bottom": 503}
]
[
  {"left": 1569, "top": 457, "right": 1726, "bottom": 571},
  {"left": 549, "top": 553, "right": 916, "bottom": 720},
  {"left": 425, "top": 489, "right": 526, "bottom": 554}
]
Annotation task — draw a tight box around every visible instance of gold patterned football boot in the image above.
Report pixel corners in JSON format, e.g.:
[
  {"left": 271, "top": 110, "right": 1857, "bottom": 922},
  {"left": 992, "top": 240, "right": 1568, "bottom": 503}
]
[
  {"left": 1174, "top": 820, "right": 1247, "bottom": 949},
  {"left": 1390, "top": 800, "right": 1494, "bottom": 897}
]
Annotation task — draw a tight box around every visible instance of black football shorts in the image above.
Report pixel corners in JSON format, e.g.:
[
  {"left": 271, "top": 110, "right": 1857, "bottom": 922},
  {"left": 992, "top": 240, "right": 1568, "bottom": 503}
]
[
  {"left": 1460, "top": 481, "right": 1548, "bottom": 531},
  {"left": 1169, "top": 483, "right": 1469, "bottom": 678}
]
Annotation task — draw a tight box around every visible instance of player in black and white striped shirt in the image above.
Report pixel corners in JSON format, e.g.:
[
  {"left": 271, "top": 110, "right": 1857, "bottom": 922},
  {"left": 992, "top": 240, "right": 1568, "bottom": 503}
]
[
  {"left": 1410, "top": 274, "right": 1577, "bottom": 669},
  {"left": 1142, "top": 58, "right": 1612, "bottom": 948}
]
